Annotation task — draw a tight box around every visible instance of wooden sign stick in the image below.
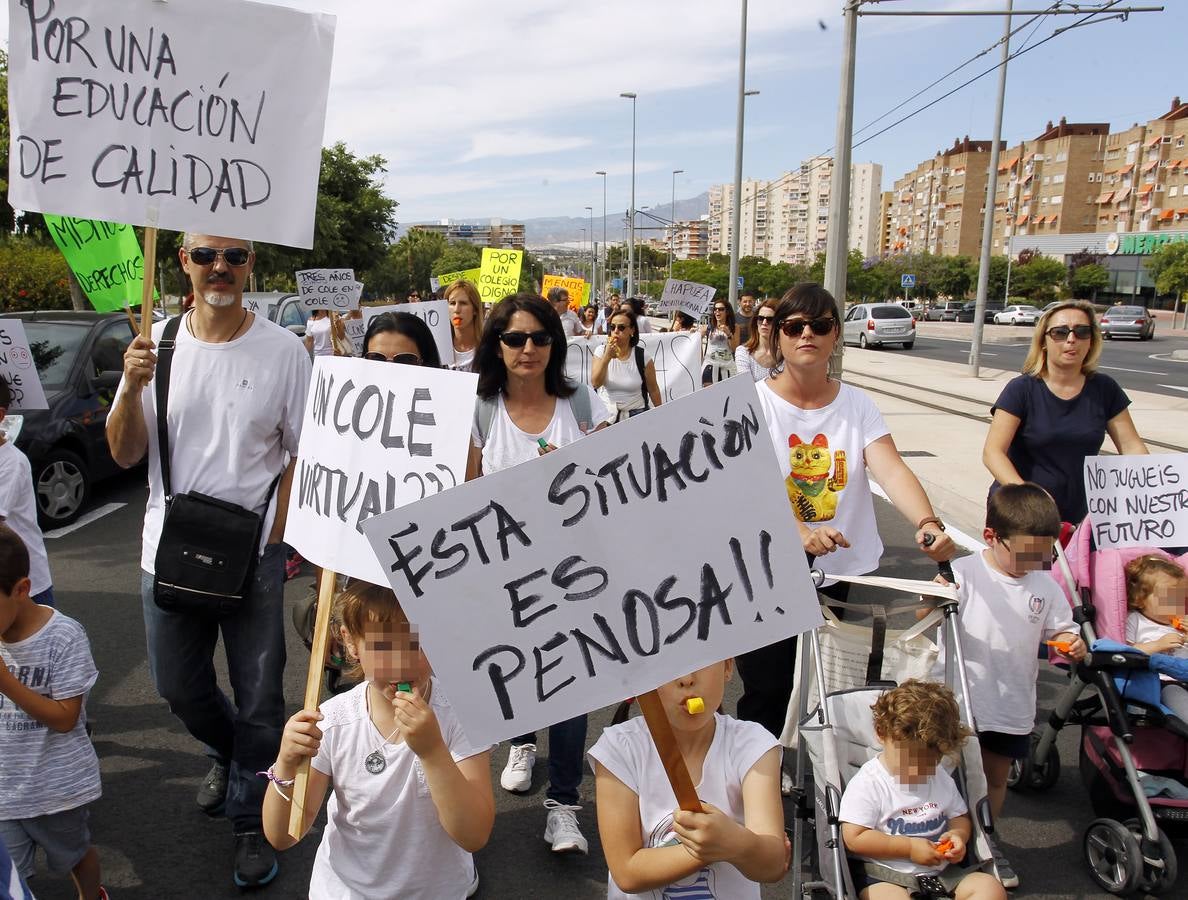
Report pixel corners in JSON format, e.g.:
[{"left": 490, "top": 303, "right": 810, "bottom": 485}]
[
  {"left": 288, "top": 568, "right": 337, "bottom": 840},
  {"left": 635, "top": 690, "right": 703, "bottom": 813},
  {"left": 139, "top": 227, "right": 158, "bottom": 339}
]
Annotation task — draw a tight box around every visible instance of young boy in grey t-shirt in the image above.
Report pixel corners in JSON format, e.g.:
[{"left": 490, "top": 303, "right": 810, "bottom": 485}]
[{"left": 0, "top": 524, "right": 107, "bottom": 899}]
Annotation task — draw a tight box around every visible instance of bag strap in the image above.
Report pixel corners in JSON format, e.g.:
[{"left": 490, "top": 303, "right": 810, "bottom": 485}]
[
  {"left": 569, "top": 383, "right": 593, "bottom": 434},
  {"left": 474, "top": 396, "right": 498, "bottom": 446},
  {"left": 634, "top": 344, "right": 649, "bottom": 409},
  {"left": 155, "top": 315, "right": 184, "bottom": 500}
]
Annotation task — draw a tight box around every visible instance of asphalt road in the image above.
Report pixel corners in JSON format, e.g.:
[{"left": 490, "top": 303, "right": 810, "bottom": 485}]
[
  {"left": 25, "top": 467, "right": 1161, "bottom": 900},
  {"left": 900, "top": 326, "right": 1188, "bottom": 400}
]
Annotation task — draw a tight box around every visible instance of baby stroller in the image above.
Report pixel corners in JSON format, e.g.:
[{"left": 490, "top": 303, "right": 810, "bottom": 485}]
[
  {"left": 788, "top": 567, "right": 1001, "bottom": 899},
  {"left": 1008, "top": 525, "right": 1188, "bottom": 896}
]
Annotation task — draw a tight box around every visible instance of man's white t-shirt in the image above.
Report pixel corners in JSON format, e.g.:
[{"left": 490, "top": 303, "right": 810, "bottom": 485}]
[
  {"left": 310, "top": 679, "right": 492, "bottom": 900},
  {"left": 114, "top": 313, "right": 311, "bottom": 574},
  {"left": 559, "top": 310, "right": 583, "bottom": 338},
  {"left": 932, "top": 551, "right": 1075, "bottom": 734},
  {"left": 0, "top": 440, "right": 51, "bottom": 595},
  {"left": 471, "top": 385, "right": 611, "bottom": 476},
  {"left": 755, "top": 381, "right": 890, "bottom": 576},
  {"left": 588, "top": 714, "right": 780, "bottom": 900},
  {"left": 839, "top": 756, "right": 968, "bottom": 876}
]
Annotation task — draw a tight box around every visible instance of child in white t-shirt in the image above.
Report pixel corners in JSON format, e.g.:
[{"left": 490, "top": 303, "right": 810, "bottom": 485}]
[
  {"left": 1124, "top": 555, "right": 1188, "bottom": 719},
  {"left": 840, "top": 680, "right": 1005, "bottom": 900},
  {"left": 588, "top": 659, "right": 786, "bottom": 899},
  {"left": 0, "top": 381, "right": 54, "bottom": 606},
  {"left": 262, "top": 581, "right": 494, "bottom": 899}
]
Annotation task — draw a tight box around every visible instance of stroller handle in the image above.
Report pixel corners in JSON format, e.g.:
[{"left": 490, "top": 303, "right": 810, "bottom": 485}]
[{"left": 922, "top": 532, "right": 955, "bottom": 583}]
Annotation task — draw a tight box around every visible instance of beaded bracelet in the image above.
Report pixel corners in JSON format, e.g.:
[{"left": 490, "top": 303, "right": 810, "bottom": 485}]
[{"left": 257, "top": 766, "right": 296, "bottom": 788}]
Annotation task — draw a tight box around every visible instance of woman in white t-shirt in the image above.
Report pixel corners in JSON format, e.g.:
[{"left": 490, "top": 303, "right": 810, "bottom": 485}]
[
  {"left": 445, "top": 280, "right": 483, "bottom": 373},
  {"left": 740, "top": 283, "right": 955, "bottom": 744},
  {"left": 592, "top": 309, "right": 661, "bottom": 422},
  {"left": 465, "top": 292, "right": 612, "bottom": 854},
  {"left": 734, "top": 298, "right": 777, "bottom": 382},
  {"left": 304, "top": 309, "right": 334, "bottom": 357}
]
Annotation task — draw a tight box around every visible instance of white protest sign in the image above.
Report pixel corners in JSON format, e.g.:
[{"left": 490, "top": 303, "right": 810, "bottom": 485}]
[
  {"left": 1084, "top": 454, "right": 1188, "bottom": 549},
  {"left": 0, "top": 319, "right": 49, "bottom": 411},
  {"left": 565, "top": 333, "right": 702, "bottom": 403},
  {"left": 242, "top": 294, "right": 281, "bottom": 319},
  {"left": 344, "top": 317, "right": 368, "bottom": 355},
  {"left": 360, "top": 377, "right": 819, "bottom": 747},
  {"left": 297, "top": 270, "right": 362, "bottom": 311},
  {"left": 6, "top": 0, "right": 335, "bottom": 249},
  {"left": 657, "top": 279, "right": 716, "bottom": 318},
  {"left": 363, "top": 301, "right": 455, "bottom": 367},
  {"left": 284, "top": 357, "right": 478, "bottom": 584}
]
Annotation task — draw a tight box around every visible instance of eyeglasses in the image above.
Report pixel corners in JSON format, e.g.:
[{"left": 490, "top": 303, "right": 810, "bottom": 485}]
[
  {"left": 363, "top": 352, "right": 421, "bottom": 365},
  {"left": 1045, "top": 324, "right": 1093, "bottom": 341},
  {"left": 714, "top": 306, "right": 728, "bottom": 313},
  {"left": 756, "top": 315, "right": 776, "bottom": 326},
  {"left": 779, "top": 316, "right": 835, "bottom": 337},
  {"left": 609, "top": 323, "right": 632, "bottom": 332},
  {"left": 499, "top": 330, "right": 554, "bottom": 349},
  {"left": 187, "top": 246, "right": 251, "bottom": 267}
]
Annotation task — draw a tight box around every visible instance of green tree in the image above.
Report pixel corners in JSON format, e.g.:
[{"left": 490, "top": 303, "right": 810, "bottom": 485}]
[
  {"left": 366, "top": 228, "right": 448, "bottom": 298},
  {"left": 973, "top": 256, "right": 1012, "bottom": 304},
  {"left": 1146, "top": 241, "right": 1188, "bottom": 319},
  {"left": 1069, "top": 263, "right": 1109, "bottom": 300},
  {"left": 432, "top": 241, "right": 482, "bottom": 278},
  {"left": 1011, "top": 256, "right": 1067, "bottom": 303},
  {"left": 929, "top": 255, "right": 975, "bottom": 300}
]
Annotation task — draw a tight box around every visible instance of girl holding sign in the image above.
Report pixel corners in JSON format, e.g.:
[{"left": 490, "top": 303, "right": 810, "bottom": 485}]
[
  {"left": 262, "top": 581, "right": 494, "bottom": 898},
  {"left": 445, "top": 280, "right": 484, "bottom": 373},
  {"left": 466, "top": 293, "right": 613, "bottom": 855}
]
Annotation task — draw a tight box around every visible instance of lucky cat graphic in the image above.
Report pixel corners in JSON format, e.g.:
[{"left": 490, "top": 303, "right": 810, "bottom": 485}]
[{"left": 786, "top": 433, "right": 847, "bottom": 522}]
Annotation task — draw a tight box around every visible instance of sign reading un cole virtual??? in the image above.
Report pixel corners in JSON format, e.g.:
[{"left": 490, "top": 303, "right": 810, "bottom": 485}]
[
  {"left": 657, "top": 278, "right": 716, "bottom": 318},
  {"left": 284, "top": 357, "right": 478, "bottom": 585},
  {"left": 1085, "top": 454, "right": 1188, "bottom": 549},
  {"left": 361, "top": 377, "right": 820, "bottom": 747},
  {"left": 7, "top": 0, "right": 336, "bottom": 249}
]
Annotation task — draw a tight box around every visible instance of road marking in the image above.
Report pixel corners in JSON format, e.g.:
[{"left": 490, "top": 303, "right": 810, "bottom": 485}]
[
  {"left": 1099, "top": 365, "right": 1167, "bottom": 375},
  {"left": 43, "top": 503, "right": 126, "bottom": 539},
  {"left": 1158, "top": 384, "right": 1188, "bottom": 394}
]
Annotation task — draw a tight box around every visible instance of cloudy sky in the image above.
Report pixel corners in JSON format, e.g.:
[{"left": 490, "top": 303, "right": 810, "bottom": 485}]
[{"left": 5, "top": 1, "right": 1184, "bottom": 228}]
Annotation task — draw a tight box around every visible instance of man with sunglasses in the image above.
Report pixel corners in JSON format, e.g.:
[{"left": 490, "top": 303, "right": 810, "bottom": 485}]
[{"left": 107, "top": 234, "right": 311, "bottom": 890}]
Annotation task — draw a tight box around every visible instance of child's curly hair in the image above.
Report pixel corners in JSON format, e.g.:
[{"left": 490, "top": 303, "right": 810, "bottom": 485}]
[
  {"left": 333, "top": 580, "right": 410, "bottom": 680},
  {"left": 871, "top": 680, "right": 971, "bottom": 757},
  {"left": 1126, "top": 555, "right": 1186, "bottom": 610}
]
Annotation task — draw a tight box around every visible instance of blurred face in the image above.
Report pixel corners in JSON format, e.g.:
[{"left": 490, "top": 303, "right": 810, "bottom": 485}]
[
  {"left": 551, "top": 293, "right": 570, "bottom": 316},
  {"left": 365, "top": 331, "right": 422, "bottom": 364},
  {"left": 984, "top": 529, "right": 1054, "bottom": 578},
  {"left": 1044, "top": 308, "right": 1092, "bottom": 370},
  {"left": 342, "top": 616, "right": 431, "bottom": 697},
  {"left": 656, "top": 660, "right": 732, "bottom": 734},
  {"left": 880, "top": 734, "right": 942, "bottom": 786},
  {"left": 180, "top": 235, "right": 254, "bottom": 308},
  {"left": 500, "top": 310, "right": 551, "bottom": 379},
  {"left": 1137, "top": 573, "right": 1188, "bottom": 622},
  {"left": 776, "top": 311, "right": 838, "bottom": 369},
  {"left": 447, "top": 290, "right": 474, "bottom": 330},
  {"left": 0, "top": 580, "right": 28, "bottom": 636}
]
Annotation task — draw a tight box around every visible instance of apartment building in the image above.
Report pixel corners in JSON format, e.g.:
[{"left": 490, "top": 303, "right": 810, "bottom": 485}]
[
  {"left": 669, "top": 217, "right": 710, "bottom": 259},
  {"left": 849, "top": 163, "right": 883, "bottom": 258},
  {"left": 878, "top": 191, "right": 894, "bottom": 257},
  {"left": 415, "top": 219, "right": 526, "bottom": 249},
  {"left": 1097, "top": 97, "right": 1188, "bottom": 234}
]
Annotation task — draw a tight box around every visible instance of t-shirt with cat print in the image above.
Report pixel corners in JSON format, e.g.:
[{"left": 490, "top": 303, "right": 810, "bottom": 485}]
[{"left": 755, "top": 380, "right": 890, "bottom": 577}]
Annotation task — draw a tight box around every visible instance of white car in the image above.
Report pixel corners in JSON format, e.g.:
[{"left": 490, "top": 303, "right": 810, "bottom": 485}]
[{"left": 993, "top": 304, "right": 1041, "bottom": 326}]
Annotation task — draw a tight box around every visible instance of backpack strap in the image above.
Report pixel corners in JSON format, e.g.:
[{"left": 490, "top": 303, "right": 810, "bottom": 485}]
[
  {"left": 634, "top": 344, "right": 649, "bottom": 410},
  {"left": 569, "top": 383, "right": 593, "bottom": 434},
  {"left": 474, "top": 396, "right": 498, "bottom": 446}
]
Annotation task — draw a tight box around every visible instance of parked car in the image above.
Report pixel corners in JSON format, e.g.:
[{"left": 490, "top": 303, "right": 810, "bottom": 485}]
[
  {"left": 926, "top": 301, "right": 965, "bottom": 322},
  {"left": 2, "top": 310, "right": 138, "bottom": 527},
  {"left": 268, "top": 294, "right": 310, "bottom": 336},
  {"left": 1100, "top": 305, "right": 1155, "bottom": 340},
  {"left": 843, "top": 303, "right": 916, "bottom": 350},
  {"left": 993, "top": 304, "right": 1041, "bottom": 326},
  {"left": 243, "top": 291, "right": 294, "bottom": 322},
  {"left": 956, "top": 301, "right": 1005, "bottom": 323}
]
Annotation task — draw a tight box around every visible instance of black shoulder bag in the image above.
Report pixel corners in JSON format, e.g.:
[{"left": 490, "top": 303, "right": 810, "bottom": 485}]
[
  {"left": 624, "top": 344, "right": 651, "bottom": 419},
  {"left": 152, "top": 315, "right": 279, "bottom": 617}
]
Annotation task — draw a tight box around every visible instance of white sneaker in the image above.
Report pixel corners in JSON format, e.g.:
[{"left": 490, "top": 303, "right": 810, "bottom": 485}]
[
  {"left": 543, "top": 799, "right": 589, "bottom": 854},
  {"left": 500, "top": 743, "right": 536, "bottom": 793}
]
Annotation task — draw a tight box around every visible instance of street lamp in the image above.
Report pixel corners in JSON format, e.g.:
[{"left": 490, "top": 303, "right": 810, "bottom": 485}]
[
  {"left": 620, "top": 92, "right": 637, "bottom": 298},
  {"left": 669, "top": 169, "right": 684, "bottom": 279},
  {"left": 595, "top": 171, "right": 607, "bottom": 300},
  {"left": 585, "top": 205, "right": 594, "bottom": 296}
]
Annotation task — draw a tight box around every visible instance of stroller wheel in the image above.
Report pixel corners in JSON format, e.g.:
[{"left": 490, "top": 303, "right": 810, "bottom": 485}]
[
  {"left": 1008, "top": 733, "right": 1061, "bottom": 791},
  {"left": 1123, "top": 819, "right": 1178, "bottom": 895},
  {"left": 1084, "top": 818, "right": 1143, "bottom": 896}
]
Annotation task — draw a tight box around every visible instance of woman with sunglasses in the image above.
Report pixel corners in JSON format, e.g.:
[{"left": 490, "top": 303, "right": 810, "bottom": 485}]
[
  {"left": 734, "top": 299, "right": 778, "bottom": 381},
  {"left": 361, "top": 311, "right": 442, "bottom": 367},
  {"left": 591, "top": 309, "right": 662, "bottom": 422},
  {"left": 465, "top": 294, "right": 612, "bottom": 855},
  {"left": 701, "top": 299, "right": 739, "bottom": 386},
  {"left": 983, "top": 300, "right": 1147, "bottom": 524},
  {"left": 445, "top": 280, "right": 483, "bottom": 372},
  {"left": 738, "top": 283, "right": 954, "bottom": 746}
]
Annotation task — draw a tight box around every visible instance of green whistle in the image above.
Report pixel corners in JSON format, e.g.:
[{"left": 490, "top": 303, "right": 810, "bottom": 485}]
[{"left": 397, "top": 682, "right": 411, "bottom": 693}]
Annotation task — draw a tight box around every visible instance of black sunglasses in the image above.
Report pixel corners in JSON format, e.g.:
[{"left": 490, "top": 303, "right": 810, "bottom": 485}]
[
  {"left": 499, "top": 330, "right": 554, "bottom": 349},
  {"left": 779, "top": 316, "right": 835, "bottom": 337},
  {"left": 187, "top": 246, "right": 251, "bottom": 267},
  {"left": 363, "top": 352, "right": 421, "bottom": 366},
  {"left": 1045, "top": 324, "right": 1093, "bottom": 341},
  {"left": 609, "top": 323, "right": 632, "bottom": 332},
  {"left": 756, "top": 314, "right": 776, "bottom": 324},
  {"left": 714, "top": 306, "right": 728, "bottom": 312}
]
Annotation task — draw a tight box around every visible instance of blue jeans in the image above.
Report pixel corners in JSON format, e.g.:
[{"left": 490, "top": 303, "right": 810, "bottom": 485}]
[
  {"left": 140, "top": 543, "right": 287, "bottom": 833},
  {"left": 513, "top": 714, "right": 588, "bottom": 806}
]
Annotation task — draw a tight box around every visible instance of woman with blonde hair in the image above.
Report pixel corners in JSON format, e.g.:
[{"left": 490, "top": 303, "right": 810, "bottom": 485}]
[
  {"left": 982, "top": 299, "right": 1148, "bottom": 524},
  {"left": 445, "top": 279, "right": 483, "bottom": 372}
]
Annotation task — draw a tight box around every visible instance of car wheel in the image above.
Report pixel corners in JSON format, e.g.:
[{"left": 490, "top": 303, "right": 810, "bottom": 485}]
[
  {"left": 902, "top": 341, "right": 914, "bottom": 350},
  {"left": 33, "top": 447, "right": 91, "bottom": 529},
  {"left": 858, "top": 333, "right": 869, "bottom": 349},
  {"left": 1103, "top": 330, "right": 1112, "bottom": 340}
]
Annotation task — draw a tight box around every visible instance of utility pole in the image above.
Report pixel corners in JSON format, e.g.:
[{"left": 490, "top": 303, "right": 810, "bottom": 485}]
[
  {"left": 621, "top": 92, "right": 638, "bottom": 297},
  {"left": 670, "top": 168, "right": 684, "bottom": 279},
  {"left": 727, "top": 0, "right": 749, "bottom": 309},
  {"left": 823, "top": 0, "right": 859, "bottom": 309},
  {"left": 596, "top": 171, "right": 607, "bottom": 300},
  {"left": 586, "top": 206, "right": 595, "bottom": 295}
]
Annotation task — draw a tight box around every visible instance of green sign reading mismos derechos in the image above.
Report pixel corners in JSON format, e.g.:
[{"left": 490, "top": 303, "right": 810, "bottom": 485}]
[{"left": 44, "top": 215, "right": 154, "bottom": 312}]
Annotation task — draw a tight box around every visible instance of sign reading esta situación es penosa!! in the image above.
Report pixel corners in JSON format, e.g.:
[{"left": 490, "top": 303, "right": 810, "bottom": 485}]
[
  {"left": 361, "top": 377, "right": 820, "bottom": 747},
  {"left": 6, "top": 0, "right": 336, "bottom": 249}
]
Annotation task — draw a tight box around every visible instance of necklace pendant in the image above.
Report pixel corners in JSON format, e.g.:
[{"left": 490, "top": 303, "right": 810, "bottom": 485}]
[{"left": 364, "top": 750, "right": 386, "bottom": 775}]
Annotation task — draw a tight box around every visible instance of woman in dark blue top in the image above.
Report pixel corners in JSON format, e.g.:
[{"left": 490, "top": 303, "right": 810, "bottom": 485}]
[{"left": 983, "top": 300, "right": 1148, "bottom": 524}]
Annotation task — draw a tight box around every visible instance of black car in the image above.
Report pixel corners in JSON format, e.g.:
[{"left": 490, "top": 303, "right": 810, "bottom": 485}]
[
  {"left": 2, "top": 310, "right": 139, "bottom": 527},
  {"left": 956, "top": 301, "right": 1005, "bottom": 323}
]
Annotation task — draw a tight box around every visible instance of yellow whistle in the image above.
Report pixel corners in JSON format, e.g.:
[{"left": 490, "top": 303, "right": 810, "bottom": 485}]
[{"left": 685, "top": 697, "right": 705, "bottom": 714}]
